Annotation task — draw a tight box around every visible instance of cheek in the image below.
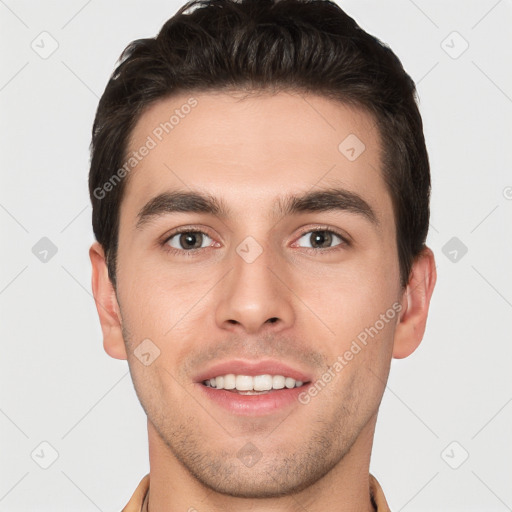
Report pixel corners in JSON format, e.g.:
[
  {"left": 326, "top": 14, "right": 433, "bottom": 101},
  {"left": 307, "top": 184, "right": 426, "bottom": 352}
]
[
  {"left": 310, "top": 317, "right": 394, "bottom": 423},
  {"left": 291, "top": 257, "right": 398, "bottom": 343},
  {"left": 119, "top": 254, "right": 204, "bottom": 330},
  {"left": 118, "top": 273, "right": 213, "bottom": 385}
]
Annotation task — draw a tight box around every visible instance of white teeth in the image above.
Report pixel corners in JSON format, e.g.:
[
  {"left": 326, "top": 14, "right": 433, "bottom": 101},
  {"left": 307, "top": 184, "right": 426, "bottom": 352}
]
[
  {"left": 235, "top": 375, "right": 253, "bottom": 391},
  {"left": 223, "top": 374, "right": 236, "bottom": 389},
  {"left": 285, "top": 377, "right": 295, "bottom": 389},
  {"left": 203, "top": 374, "right": 306, "bottom": 391},
  {"left": 272, "top": 375, "right": 285, "bottom": 389},
  {"left": 253, "top": 374, "right": 272, "bottom": 391}
]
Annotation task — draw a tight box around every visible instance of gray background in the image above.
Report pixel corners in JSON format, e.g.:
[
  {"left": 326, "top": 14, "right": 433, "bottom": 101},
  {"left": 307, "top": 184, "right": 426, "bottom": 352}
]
[{"left": 1, "top": 0, "right": 511, "bottom": 510}]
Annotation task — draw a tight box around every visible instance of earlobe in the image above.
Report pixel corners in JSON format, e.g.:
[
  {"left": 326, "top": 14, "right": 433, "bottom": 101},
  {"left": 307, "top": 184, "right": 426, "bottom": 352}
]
[
  {"left": 89, "top": 242, "right": 127, "bottom": 360},
  {"left": 392, "top": 247, "right": 437, "bottom": 359}
]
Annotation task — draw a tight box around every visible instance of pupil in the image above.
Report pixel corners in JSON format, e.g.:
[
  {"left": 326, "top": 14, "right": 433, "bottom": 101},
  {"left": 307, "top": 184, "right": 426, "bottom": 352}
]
[
  {"left": 311, "top": 231, "right": 331, "bottom": 248},
  {"left": 181, "top": 232, "right": 201, "bottom": 249}
]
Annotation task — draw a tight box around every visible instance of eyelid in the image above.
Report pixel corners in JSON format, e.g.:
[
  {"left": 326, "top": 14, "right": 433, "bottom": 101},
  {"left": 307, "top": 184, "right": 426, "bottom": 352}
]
[
  {"left": 160, "top": 224, "right": 351, "bottom": 255},
  {"left": 292, "top": 225, "right": 351, "bottom": 247},
  {"left": 166, "top": 230, "right": 213, "bottom": 250},
  {"left": 160, "top": 227, "right": 219, "bottom": 257},
  {"left": 161, "top": 226, "right": 215, "bottom": 244}
]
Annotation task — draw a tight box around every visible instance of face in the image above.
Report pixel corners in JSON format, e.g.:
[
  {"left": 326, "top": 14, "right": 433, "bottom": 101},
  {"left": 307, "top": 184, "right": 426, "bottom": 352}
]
[{"left": 114, "top": 90, "right": 404, "bottom": 497}]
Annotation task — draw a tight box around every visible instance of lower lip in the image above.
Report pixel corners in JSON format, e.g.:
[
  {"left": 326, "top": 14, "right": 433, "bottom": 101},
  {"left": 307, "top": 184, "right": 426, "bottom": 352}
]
[{"left": 197, "top": 383, "right": 310, "bottom": 416}]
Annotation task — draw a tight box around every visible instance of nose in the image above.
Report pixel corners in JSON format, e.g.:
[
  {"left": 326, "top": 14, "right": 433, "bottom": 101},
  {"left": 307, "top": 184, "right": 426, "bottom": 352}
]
[{"left": 214, "top": 240, "right": 295, "bottom": 335}]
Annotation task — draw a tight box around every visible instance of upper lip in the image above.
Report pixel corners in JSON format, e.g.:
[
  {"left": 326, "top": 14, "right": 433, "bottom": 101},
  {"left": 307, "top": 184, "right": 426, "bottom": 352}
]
[{"left": 194, "top": 359, "right": 313, "bottom": 383}]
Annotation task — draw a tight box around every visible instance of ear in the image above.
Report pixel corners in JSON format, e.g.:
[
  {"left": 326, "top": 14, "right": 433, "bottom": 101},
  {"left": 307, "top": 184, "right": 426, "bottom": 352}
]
[
  {"left": 89, "top": 242, "right": 127, "bottom": 360},
  {"left": 393, "top": 247, "right": 437, "bottom": 359}
]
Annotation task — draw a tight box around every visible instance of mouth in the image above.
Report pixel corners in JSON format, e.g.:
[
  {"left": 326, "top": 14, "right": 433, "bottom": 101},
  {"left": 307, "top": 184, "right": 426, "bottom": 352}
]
[{"left": 195, "top": 360, "right": 312, "bottom": 415}]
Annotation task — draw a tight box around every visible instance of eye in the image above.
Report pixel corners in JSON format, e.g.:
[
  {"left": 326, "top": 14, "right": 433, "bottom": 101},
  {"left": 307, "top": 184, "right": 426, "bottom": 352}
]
[
  {"left": 295, "top": 229, "right": 347, "bottom": 250},
  {"left": 165, "top": 230, "right": 214, "bottom": 251}
]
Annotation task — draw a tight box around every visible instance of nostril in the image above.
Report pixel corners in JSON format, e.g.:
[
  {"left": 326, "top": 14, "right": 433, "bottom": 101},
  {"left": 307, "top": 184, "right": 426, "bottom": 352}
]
[{"left": 267, "top": 317, "right": 279, "bottom": 324}]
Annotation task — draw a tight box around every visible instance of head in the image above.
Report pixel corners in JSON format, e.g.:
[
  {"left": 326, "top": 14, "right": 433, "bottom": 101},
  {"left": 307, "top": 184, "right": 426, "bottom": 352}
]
[{"left": 89, "top": 0, "right": 436, "bottom": 500}]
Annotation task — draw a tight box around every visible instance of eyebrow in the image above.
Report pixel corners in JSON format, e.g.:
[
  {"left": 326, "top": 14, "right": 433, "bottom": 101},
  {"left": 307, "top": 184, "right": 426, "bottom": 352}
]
[
  {"left": 136, "top": 191, "right": 229, "bottom": 230},
  {"left": 275, "top": 188, "right": 378, "bottom": 226},
  {"left": 135, "top": 187, "right": 379, "bottom": 230}
]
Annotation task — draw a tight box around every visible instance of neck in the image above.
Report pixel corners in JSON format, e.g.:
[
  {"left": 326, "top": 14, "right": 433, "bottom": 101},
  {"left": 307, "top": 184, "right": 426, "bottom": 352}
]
[{"left": 145, "top": 414, "right": 378, "bottom": 512}]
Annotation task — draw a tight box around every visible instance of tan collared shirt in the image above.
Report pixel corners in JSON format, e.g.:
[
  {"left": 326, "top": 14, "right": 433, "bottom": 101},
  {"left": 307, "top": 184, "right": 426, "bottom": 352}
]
[{"left": 121, "top": 473, "right": 391, "bottom": 511}]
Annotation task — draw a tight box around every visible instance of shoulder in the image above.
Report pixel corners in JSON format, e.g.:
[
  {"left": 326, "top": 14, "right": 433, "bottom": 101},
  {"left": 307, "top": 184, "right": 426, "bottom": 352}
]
[
  {"left": 120, "top": 474, "right": 150, "bottom": 512},
  {"left": 369, "top": 474, "right": 391, "bottom": 512}
]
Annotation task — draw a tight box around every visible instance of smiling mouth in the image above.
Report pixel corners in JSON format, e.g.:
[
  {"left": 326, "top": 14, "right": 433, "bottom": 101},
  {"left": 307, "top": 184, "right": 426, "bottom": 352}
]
[{"left": 202, "top": 373, "right": 309, "bottom": 394}]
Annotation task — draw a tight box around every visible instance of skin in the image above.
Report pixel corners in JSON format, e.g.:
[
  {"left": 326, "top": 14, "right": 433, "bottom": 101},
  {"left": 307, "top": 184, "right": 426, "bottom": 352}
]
[{"left": 90, "top": 90, "right": 436, "bottom": 512}]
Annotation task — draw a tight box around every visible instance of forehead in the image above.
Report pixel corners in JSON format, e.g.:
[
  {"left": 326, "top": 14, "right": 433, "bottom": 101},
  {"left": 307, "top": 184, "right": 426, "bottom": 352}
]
[{"left": 120, "top": 90, "right": 392, "bottom": 228}]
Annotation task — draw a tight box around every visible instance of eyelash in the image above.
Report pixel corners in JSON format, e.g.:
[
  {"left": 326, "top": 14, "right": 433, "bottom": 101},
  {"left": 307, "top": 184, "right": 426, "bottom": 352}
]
[
  {"left": 160, "top": 226, "right": 350, "bottom": 257},
  {"left": 161, "top": 228, "right": 216, "bottom": 258}
]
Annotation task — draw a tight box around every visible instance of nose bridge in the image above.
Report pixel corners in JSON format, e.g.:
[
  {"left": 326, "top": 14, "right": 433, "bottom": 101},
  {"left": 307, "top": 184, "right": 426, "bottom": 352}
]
[{"left": 214, "top": 235, "right": 295, "bottom": 333}]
